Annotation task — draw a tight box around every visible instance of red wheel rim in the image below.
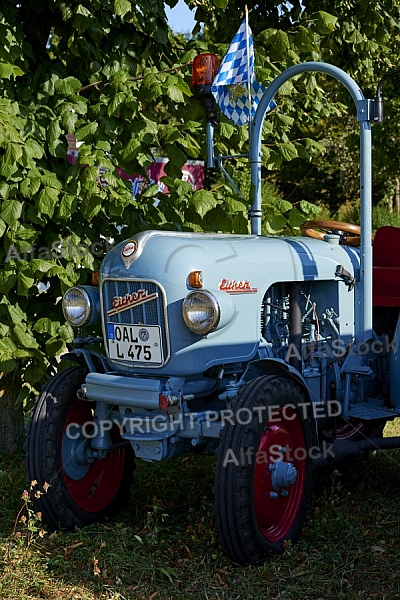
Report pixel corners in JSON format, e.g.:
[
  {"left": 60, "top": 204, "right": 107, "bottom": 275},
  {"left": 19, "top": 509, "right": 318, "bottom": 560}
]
[
  {"left": 254, "top": 407, "right": 306, "bottom": 542},
  {"left": 62, "top": 400, "right": 128, "bottom": 513}
]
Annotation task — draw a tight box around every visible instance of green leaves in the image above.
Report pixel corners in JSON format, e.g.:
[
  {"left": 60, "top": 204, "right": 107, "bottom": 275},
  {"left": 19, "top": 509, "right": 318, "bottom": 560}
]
[
  {"left": 278, "top": 143, "right": 298, "bottom": 162},
  {"left": 76, "top": 122, "right": 98, "bottom": 141},
  {"left": 273, "top": 31, "right": 290, "bottom": 56},
  {"left": 24, "top": 139, "right": 44, "bottom": 161},
  {"left": 213, "top": 0, "right": 228, "bottom": 8},
  {"left": 295, "top": 26, "right": 317, "bottom": 52},
  {"left": 315, "top": 11, "right": 338, "bottom": 35},
  {"left": 48, "top": 120, "right": 63, "bottom": 156},
  {"left": 300, "top": 200, "right": 321, "bottom": 216},
  {"left": 13, "top": 323, "right": 39, "bottom": 349},
  {"left": 17, "top": 272, "right": 35, "bottom": 296},
  {"left": 114, "top": 0, "right": 132, "bottom": 17},
  {"left": 122, "top": 137, "right": 141, "bottom": 162},
  {"left": 0, "top": 62, "right": 24, "bottom": 79},
  {"left": 140, "top": 74, "right": 162, "bottom": 101},
  {"left": 190, "top": 190, "right": 219, "bottom": 218},
  {"left": 1, "top": 200, "right": 23, "bottom": 229},
  {"left": 219, "top": 122, "right": 236, "bottom": 138},
  {"left": 37, "top": 187, "right": 59, "bottom": 218},
  {"left": 54, "top": 77, "right": 82, "bottom": 96},
  {"left": 4, "top": 143, "right": 22, "bottom": 165},
  {"left": 20, "top": 176, "right": 41, "bottom": 199}
]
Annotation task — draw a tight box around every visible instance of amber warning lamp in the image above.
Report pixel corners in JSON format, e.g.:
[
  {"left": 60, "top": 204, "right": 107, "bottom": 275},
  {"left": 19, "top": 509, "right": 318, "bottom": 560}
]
[
  {"left": 192, "top": 54, "right": 220, "bottom": 87},
  {"left": 92, "top": 270, "right": 100, "bottom": 286},
  {"left": 192, "top": 53, "right": 220, "bottom": 125},
  {"left": 188, "top": 270, "right": 204, "bottom": 289}
]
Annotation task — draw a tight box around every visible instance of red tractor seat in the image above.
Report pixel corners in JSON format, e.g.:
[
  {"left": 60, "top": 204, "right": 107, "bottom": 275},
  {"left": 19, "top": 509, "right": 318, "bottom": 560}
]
[{"left": 373, "top": 226, "right": 400, "bottom": 307}]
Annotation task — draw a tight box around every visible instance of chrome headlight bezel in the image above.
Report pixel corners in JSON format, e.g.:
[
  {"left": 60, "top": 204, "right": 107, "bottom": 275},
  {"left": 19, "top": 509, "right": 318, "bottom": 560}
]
[
  {"left": 62, "top": 286, "right": 99, "bottom": 328},
  {"left": 182, "top": 290, "right": 220, "bottom": 335}
]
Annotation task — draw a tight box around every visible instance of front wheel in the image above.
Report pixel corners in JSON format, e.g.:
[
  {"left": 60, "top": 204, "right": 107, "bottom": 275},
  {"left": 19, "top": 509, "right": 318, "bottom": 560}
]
[
  {"left": 26, "top": 366, "right": 134, "bottom": 530},
  {"left": 214, "top": 375, "right": 314, "bottom": 565}
]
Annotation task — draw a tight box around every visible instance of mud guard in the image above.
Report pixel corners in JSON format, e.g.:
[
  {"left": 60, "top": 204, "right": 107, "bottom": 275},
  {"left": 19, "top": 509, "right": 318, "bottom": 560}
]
[
  {"left": 61, "top": 349, "right": 108, "bottom": 374},
  {"left": 240, "top": 358, "right": 318, "bottom": 444}
]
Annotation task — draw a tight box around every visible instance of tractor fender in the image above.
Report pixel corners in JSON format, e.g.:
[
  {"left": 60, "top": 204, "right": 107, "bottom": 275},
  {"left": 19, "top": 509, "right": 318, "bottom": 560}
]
[
  {"left": 61, "top": 349, "right": 108, "bottom": 374},
  {"left": 240, "top": 358, "right": 318, "bottom": 443}
]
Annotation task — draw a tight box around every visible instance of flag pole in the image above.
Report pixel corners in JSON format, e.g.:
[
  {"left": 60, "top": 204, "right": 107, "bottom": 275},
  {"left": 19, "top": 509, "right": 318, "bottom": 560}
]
[{"left": 244, "top": 6, "right": 253, "bottom": 145}]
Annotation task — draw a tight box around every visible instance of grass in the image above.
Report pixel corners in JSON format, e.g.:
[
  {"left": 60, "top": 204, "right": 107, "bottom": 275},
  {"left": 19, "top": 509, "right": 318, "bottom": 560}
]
[{"left": 2, "top": 424, "right": 400, "bottom": 600}]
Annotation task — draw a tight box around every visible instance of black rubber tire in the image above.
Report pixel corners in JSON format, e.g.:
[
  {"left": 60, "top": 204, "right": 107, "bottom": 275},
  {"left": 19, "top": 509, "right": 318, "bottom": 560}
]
[
  {"left": 214, "top": 375, "right": 314, "bottom": 565},
  {"left": 25, "top": 366, "right": 134, "bottom": 530}
]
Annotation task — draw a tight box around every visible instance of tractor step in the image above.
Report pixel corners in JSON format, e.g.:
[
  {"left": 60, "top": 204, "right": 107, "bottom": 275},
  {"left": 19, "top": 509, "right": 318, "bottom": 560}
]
[{"left": 348, "top": 398, "right": 400, "bottom": 420}]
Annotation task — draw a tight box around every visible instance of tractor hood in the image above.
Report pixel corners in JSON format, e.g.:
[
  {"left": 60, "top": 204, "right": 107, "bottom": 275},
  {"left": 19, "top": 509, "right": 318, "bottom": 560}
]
[
  {"left": 102, "top": 230, "right": 360, "bottom": 282},
  {"left": 99, "top": 231, "right": 360, "bottom": 376}
]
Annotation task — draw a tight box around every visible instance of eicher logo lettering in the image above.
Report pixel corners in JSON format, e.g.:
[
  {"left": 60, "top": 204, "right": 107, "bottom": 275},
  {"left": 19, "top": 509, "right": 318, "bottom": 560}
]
[
  {"left": 107, "top": 289, "right": 158, "bottom": 316},
  {"left": 219, "top": 279, "right": 258, "bottom": 294}
]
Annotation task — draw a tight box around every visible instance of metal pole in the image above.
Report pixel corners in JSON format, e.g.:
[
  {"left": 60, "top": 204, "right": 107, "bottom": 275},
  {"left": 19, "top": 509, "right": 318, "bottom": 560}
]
[
  {"left": 359, "top": 120, "right": 373, "bottom": 339},
  {"left": 206, "top": 122, "right": 215, "bottom": 169}
]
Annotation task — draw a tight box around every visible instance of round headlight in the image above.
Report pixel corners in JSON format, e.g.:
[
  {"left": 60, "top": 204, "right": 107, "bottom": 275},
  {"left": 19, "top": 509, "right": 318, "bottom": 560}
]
[
  {"left": 62, "top": 287, "right": 91, "bottom": 327},
  {"left": 182, "top": 290, "right": 220, "bottom": 335}
]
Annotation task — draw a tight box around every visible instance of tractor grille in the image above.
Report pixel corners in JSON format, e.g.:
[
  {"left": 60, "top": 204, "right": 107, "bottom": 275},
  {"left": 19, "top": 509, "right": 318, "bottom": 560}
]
[{"left": 102, "top": 279, "right": 168, "bottom": 365}]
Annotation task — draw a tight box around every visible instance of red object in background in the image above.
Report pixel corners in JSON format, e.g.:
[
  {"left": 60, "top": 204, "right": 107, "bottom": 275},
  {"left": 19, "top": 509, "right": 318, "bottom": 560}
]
[
  {"left": 66, "top": 135, "right": 204, "bottom": 195},
  {"left": 373, "top": 226, "right": 400, "bottom": 307},
  {"left": 115, "top": 158, "right": 205, "bottom": 196}
]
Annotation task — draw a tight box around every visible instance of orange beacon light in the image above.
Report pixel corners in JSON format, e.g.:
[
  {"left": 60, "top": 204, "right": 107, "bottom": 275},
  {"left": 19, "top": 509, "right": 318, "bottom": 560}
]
[
  {"left": 191, "top": 54, "right": 220, "bottom": 169},
  {"left": 192, "top": 53, "right": 220, "bottom": 87}
]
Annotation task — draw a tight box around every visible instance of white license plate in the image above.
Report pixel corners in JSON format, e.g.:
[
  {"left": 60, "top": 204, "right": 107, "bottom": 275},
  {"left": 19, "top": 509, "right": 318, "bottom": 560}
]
[{"left": 107, "top": 323, "right": 163, "bottom": 364}]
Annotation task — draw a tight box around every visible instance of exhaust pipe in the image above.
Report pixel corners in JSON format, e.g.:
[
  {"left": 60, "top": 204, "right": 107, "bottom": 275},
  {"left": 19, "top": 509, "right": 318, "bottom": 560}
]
[{"left": 313, "top": 436, "right": 400, "bottom": 468}]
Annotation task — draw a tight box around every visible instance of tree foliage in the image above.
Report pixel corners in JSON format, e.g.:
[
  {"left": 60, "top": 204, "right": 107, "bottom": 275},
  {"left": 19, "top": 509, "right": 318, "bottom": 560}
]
[
  {"left": 1, "top": 0, "right": 400, "bottom": 405},
  {"left": 197, "top": 0, "right": 400, "bottom": 211}
]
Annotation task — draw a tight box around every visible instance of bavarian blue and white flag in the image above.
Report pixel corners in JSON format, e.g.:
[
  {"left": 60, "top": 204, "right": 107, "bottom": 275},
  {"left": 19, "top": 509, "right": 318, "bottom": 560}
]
[{"left": 211, "top": 16, "right": 274, "bottom": 125}]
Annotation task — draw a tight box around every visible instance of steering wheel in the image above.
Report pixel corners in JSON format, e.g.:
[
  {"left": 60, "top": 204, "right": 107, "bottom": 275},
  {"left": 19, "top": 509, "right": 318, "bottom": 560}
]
[{"left": 300, "top": 219, "right": 361, "bottom": 247}]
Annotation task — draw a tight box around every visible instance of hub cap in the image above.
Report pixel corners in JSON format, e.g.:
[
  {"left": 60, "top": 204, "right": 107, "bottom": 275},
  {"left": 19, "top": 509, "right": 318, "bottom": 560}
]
[
  {"left": 254, "top": 407, "right": 306, "bottom": 542},
  {"left": 62, "top": 399, "right": 128, "bottom": 512}
]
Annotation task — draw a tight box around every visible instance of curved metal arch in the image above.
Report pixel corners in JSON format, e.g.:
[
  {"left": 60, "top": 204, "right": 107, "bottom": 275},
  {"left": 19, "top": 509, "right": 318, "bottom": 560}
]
[{"left": 249, "top": 62, "right": 372, "bottom": 340}]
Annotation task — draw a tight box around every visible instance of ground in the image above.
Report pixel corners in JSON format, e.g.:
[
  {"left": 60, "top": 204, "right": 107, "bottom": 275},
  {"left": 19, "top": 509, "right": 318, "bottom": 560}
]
[{"left": 1, "top": 421, "right": 400, "bottom": 599}]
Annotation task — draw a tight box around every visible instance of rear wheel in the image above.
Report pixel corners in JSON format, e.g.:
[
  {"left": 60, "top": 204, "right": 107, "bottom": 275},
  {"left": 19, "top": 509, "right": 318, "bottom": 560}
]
[
  {"left": 26, "top": 366, "right": 134, "bottom": 529},
  {"left": 214, "top": 375, "right": 314, "bottom": 565}
]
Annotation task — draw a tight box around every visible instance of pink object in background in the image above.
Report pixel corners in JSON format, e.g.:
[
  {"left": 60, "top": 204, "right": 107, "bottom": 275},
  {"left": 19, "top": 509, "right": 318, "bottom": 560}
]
[{"left": 66, "top": 135, "right": 204, "bottom": 196}]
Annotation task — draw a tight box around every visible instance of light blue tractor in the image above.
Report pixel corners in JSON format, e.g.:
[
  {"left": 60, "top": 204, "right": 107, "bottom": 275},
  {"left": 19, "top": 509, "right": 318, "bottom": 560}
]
[{"left": 26, "top": 60, "right": 400, "bottom": 565}]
